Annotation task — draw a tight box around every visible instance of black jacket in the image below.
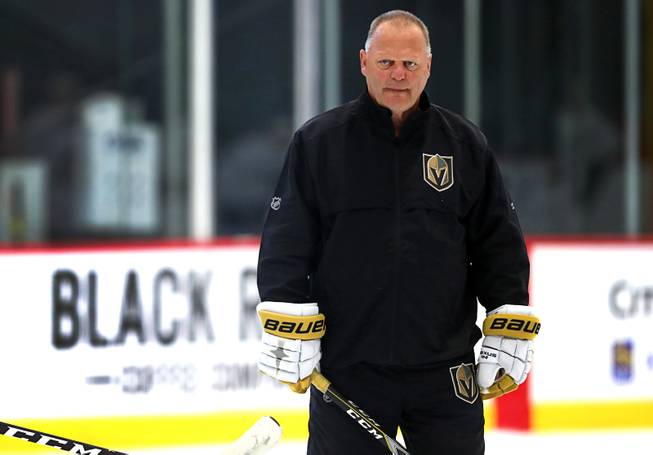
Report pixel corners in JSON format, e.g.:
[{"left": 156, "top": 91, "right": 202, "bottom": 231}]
[{"left": 257, "top": 91, "right": 529, "bottom": 369}]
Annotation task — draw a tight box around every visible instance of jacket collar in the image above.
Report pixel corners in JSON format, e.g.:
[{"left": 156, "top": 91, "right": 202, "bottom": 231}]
[{"left": 358, "top": 89, "right": 431, "bottom": 140}]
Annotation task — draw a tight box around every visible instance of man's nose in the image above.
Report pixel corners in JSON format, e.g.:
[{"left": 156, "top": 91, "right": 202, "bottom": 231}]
[{"left": 390, "top": 65, "right": 406, "bottom": 81}]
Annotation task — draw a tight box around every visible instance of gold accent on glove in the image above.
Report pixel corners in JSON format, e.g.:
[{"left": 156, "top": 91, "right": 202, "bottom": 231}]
[
  {"left": 480, "top": 374, "right": 519, "bottom": 400},
  {"left": 482, "top": 313, "right": 540, "bottom": 340},
  {"left": 258, "top": 310, "right": 326, "bottom": 340},
  {"left": 285, "top": 376, "right": 312, "bottom": 394}
]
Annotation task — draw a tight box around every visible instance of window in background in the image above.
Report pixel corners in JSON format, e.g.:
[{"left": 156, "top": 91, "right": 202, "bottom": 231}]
[
  {"left": 214, "top": 0, "right": 463, "bottom": 236},
  {"left": 0, "top": 0, "right": 187, "bottom": 243},
  {"left": 643, "top": 0, "right": 653, "bottom": 233},
  {"left": 482, "top": 0, "right": 625, "bottom": 234},
  {"left": 215, "top": 0, "right": 293, "bottom": 236}
]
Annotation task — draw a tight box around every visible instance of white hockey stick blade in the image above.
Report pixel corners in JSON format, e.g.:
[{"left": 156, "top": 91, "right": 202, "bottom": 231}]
[{"left": 220, "top": 416, "right": 282, "bottom": 455}]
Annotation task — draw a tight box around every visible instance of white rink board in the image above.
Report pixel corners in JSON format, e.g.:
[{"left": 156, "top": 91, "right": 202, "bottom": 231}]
[
  {"left": 0, "top": 244, "right": 308, "bottom": 419},
  {"left": 530, "top": 244, "right": 653, "bottom": 403}
]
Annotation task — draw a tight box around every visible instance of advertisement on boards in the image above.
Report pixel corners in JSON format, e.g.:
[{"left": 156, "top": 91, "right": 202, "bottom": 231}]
[
  {"left": 529, "top": 241, "right": 653, "bottom": 430},
  {"left": 0, "top": 243, "right": 308, "bottom": 450}
]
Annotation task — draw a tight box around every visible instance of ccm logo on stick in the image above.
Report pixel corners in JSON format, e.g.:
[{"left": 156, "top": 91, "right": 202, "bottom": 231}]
[
  {"left": 0, "top": 422, "right": 122, "bottom": 455},
  {"left": 345, "top": 408, "right": 383, "bottom": 440}
]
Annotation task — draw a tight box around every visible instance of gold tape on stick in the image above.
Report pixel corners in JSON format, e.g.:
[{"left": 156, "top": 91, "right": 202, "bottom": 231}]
[{"left": 309, "top": 371, "right": 331, "bottom": 393}]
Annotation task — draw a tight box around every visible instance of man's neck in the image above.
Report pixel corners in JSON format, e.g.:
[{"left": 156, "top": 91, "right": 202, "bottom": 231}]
[{"left": 391, "top": 105, "right": 418, "bottom": 137}]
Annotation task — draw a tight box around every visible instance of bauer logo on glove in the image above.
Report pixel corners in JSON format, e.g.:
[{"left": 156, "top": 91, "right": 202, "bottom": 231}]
[
  {"left": 476, "top": 304, "right": 540, "bottom": 400},
  {"left": 259, "top": 310, "right": 326, "bottom": 340},
  {"left": 485, "top": 314, "right": 540, "bottom": 338}
]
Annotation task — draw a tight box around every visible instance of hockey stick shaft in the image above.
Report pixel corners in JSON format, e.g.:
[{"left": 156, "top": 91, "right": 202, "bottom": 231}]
[
  {"left": 0, "top": 420, "right": 127, "bottom": 454},
  {"left": 1, "top": 417, "right": 281, "bottom": 455},
  {"left": 310, "top": 370, "right": 410, "bottom": 455}
]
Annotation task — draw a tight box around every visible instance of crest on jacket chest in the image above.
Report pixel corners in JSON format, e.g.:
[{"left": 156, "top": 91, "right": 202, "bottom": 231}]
[{"left": 422, "top": 153, "right": 454, "bottom": 192}]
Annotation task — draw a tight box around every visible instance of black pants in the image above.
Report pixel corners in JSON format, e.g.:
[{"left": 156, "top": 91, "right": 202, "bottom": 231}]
[{"left": 307, "top": 354, "right": 484, "bottom": 455}]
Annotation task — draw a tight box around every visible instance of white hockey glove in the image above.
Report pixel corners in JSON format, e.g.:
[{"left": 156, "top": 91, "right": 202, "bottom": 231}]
[
  {"left": 257, "top": 301, "right": 325, "bottom": 393},
  {"left": 477, "top": 304, "right": 540, "bottom": 400}
]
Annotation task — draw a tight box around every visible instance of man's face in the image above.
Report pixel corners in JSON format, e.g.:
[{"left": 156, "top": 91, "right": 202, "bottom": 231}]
[{"left": 360, "top": 21, "right": 431, "bottom": 117}]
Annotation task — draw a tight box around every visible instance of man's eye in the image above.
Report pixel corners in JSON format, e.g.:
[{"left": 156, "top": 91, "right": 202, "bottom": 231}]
[
  {"left": 377, "top": 60, "right": 392, "bottom": 69},
  {"left": 404, "top": 61, "right": 418, "bottom": 71}
]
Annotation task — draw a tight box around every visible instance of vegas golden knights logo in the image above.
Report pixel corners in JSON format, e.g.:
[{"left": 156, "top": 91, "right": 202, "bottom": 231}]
[
  {"left": 449, "top": 363, "right": 479, "bottom": 404},
  {"left": 423, "top": 153, "right": 454, "bottom": 192}
]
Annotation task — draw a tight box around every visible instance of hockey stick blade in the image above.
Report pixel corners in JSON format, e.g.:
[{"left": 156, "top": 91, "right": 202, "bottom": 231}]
[
  {"left": 310, "top": 371, "right": 411, "bottom": 455},
  {"left": 220, "top": 416, "right": 282, "bottom": 455},
  {"left": 0, "top": 420, "right": 127, "bottom": 454}
]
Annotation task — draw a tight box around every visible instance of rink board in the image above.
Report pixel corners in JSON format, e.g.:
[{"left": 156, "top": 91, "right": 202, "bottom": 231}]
[
  {"left": 529, "top": 239, "right": 653, "bottom": 430},
  {"left": 0, "top": 241, "right": 309, "bottom": 451},
  {"left": 1, "top": 239, "right": 651, "bottom": 452}
]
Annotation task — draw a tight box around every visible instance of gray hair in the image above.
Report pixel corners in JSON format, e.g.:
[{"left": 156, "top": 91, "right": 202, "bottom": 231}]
[{"left": 364, "top": 10, "right": 432, "bottom": 55}]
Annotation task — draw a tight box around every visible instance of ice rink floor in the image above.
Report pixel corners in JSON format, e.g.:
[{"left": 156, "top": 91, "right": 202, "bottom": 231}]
[
  {"left": 129, "top": 429, "right": 653, "bottom": 454},
  {"left": 3, "top": 429, "right": 652, "bottom": 454}
]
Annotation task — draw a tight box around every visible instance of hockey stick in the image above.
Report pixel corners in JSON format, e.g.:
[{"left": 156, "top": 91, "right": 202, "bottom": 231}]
[
  {"left": 220, "top": 416, "right": 282, "bottom": 455},
  {"left": 310, "top": 370, "right": 410, "bottom": 455},
  {"left": 1, "top": 416, "right": 282, "bottom": 455},
  {"left": 0, "top": 421, "right": 126, "bottom": 454}
]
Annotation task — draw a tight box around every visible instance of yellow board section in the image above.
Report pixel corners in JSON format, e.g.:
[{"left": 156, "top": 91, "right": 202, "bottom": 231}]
[
  {"left": 0, "top": 410, "right": 309, "bottom": 452},
  {"left": 533, "top": 401, "right": 653, "bottom": 431}
]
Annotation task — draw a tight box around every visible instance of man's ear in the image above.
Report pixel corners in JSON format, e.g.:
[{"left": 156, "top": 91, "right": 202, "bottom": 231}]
[{"left": 359, "top": 49, "right": 367, "bottom": 76}]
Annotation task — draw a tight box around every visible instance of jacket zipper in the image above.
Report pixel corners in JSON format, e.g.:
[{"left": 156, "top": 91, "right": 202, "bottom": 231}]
[{"left": 390, "top": 138, "right": 401, "bottom": 363}]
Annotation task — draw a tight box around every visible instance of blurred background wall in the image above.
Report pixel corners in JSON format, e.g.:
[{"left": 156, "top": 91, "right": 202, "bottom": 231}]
[
  {"left": 0, "top": 0, "right": 650, "bottom": 243},
  {"left": 0, "top": 0, "right": 652, "bottom": 453}
]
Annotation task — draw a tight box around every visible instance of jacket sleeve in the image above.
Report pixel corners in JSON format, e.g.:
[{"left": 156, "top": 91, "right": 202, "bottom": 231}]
[
  {"left": 257, "top": 132, "right": 321, "bottom": 303},
  {"left": 465, "top": 146, "right": 530, "bottom": 312}
]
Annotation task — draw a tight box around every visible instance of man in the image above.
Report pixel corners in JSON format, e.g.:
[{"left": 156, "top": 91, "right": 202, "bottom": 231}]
[{"left": 257, "top": 10, "right": 539, "bottom": 455}]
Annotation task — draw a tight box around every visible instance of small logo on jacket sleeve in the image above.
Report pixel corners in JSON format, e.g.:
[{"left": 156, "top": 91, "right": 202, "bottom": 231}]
[
  {"left": 423, "top": 153, "right": 454, "bottom": 192},
  {"left": 270, "top": 197, "right": 282, "bottom": 210}
]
